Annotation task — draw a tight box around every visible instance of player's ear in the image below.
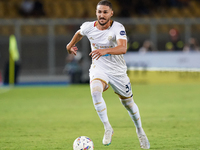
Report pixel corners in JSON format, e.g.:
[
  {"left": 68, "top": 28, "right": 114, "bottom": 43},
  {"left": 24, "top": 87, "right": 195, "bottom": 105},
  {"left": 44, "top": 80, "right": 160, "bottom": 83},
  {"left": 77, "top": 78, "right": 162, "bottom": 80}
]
[
  {"left": 96, "top": 9, "right": 98, "bottom": 16},
  {"left": 111, "top": 10, "right": 114, "bottom": 17}
]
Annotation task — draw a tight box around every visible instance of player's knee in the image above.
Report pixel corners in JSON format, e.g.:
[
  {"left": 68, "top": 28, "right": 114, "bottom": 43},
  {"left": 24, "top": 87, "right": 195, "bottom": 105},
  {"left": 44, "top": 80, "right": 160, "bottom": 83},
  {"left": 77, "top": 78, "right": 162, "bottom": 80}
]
[
  {"left": 120, "top": 97, "right": 134, "bottom": 109},
  {"left": 90, "top": 80, "right": 103, "bottom": 94}
]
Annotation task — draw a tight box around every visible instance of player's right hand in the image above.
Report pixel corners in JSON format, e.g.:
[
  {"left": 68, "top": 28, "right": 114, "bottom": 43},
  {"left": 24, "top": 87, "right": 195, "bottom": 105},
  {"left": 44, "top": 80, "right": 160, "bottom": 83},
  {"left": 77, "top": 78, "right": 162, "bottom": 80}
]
[{"left": 66, "top": 45, "right": 78, "bottom": 55}]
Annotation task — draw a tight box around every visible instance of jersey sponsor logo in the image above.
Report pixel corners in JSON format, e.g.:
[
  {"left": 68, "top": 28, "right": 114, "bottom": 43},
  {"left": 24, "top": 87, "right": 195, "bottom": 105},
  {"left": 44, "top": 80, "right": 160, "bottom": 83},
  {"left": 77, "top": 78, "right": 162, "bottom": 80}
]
[
  {"left": 100, "top": 45, "right": 113, "bottom": 49},
  {"left": 92, "top": 43, "right": 113, "bottom": 49},
  {"left": 120, "top": 31, "right": 126, "bottom": 35}
]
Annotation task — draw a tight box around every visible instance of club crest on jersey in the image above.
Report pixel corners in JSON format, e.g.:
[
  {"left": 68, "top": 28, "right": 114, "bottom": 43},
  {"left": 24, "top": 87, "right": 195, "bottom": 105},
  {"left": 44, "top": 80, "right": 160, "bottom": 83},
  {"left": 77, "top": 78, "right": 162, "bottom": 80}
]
[
  {"left": 120, "top": 31, "right": 126, "bottom": 35},
  {"left": 89, "top": 37, "right": 94, "bottom": 40},
  {"left": 108, "top": 36, "right": 112, "bottom": 41}
]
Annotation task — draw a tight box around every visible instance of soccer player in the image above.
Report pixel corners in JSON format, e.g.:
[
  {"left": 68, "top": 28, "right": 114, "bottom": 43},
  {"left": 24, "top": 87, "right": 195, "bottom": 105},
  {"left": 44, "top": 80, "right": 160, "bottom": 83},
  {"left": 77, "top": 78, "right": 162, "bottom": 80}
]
[{"left": 66, "top": 0, "right": 150, "bottom": 149}]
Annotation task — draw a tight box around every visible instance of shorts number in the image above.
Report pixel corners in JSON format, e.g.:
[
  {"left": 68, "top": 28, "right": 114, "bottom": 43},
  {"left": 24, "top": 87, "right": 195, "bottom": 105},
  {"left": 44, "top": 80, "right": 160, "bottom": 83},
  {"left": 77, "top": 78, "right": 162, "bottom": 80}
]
[{"left": 125, "top": 82, "right": 132, "bottom": 93}]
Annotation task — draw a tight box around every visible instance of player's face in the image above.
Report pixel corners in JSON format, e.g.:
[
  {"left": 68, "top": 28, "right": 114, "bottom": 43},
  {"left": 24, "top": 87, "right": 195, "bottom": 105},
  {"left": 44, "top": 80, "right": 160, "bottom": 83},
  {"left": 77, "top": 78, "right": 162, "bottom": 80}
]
[{"left": 96, "top": 5, "right": 113, "bottom": 26}]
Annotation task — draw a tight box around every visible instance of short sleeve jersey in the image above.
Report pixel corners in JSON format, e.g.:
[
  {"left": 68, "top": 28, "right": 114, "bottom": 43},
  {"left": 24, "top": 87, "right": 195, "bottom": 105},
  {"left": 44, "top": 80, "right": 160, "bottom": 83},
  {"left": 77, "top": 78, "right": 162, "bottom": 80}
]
[{"left": 80, "top": 21, "right": 127, "bottom": 75}]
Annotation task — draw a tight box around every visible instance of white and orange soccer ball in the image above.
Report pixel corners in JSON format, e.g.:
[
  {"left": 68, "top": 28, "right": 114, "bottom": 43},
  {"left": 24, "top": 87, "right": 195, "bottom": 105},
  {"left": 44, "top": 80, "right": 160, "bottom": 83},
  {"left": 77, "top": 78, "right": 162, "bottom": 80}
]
[{"left": 73, "top": 136, "right": 94, "bottom": 150}]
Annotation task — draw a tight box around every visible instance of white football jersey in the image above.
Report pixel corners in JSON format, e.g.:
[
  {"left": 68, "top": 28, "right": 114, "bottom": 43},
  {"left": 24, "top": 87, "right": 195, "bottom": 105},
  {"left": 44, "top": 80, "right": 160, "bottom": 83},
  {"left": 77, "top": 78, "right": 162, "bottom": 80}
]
[{"left": 80, "top": 21, "right": 127, "bottom": 75}]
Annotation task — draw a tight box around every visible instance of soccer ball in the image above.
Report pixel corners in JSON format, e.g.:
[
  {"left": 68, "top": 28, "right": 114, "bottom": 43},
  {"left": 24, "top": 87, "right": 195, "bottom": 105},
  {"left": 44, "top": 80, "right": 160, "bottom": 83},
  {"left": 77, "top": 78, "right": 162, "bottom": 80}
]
[{"left": 73, "top": 136, "right": 94, "bottom": 150}]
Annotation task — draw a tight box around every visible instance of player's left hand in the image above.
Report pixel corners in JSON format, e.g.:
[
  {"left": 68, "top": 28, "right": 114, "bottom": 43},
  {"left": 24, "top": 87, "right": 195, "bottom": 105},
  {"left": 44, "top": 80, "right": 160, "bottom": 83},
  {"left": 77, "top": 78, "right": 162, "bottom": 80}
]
[{"left": 89, "top": 49, "right": 107, "bottom": 60}]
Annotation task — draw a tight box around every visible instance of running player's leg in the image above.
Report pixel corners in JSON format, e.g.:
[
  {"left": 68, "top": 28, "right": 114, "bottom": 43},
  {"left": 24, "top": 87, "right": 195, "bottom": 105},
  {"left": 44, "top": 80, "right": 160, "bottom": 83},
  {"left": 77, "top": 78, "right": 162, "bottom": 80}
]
[
  {"left": 120, "top": 97, "right": 150, "bottom": 149},
  {"left": 120, "top": 96, "right": 142, "bottom": 130},
  {"left": 110, "top": 74, "right": 150, "bottom": 149},
  {"left": 90, "top": 79, "right": 113, "bottom": 146},
  {"left": 90, "top": 79, "right": 111, "bottom": 129}
]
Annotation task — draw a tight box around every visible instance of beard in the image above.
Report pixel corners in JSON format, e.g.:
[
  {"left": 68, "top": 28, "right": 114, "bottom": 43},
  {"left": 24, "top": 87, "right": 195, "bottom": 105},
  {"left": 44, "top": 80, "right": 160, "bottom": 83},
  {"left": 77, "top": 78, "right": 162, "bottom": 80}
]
[{"left": 98, "top": 18, "right": 110, "bottom": 26}]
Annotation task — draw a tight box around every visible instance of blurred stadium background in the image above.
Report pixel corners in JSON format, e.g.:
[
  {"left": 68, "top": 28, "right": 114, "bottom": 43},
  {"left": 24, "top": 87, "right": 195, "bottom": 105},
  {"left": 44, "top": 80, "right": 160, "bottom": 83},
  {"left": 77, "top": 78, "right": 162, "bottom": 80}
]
[{"left": 0, "top": 0, "right": 200, "bottom": 85}]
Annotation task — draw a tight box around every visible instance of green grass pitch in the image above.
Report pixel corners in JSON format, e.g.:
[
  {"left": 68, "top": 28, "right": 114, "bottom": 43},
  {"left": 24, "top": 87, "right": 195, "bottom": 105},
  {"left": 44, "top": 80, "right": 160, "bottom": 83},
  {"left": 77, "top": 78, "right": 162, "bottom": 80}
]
[{"left": 0, "top": 83, "right": 200, "bottom": 150}]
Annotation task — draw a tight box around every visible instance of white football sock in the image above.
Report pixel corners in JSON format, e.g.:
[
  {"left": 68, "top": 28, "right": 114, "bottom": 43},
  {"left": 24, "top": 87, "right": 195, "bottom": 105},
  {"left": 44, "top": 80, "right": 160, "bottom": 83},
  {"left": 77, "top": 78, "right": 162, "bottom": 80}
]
[
  {"left": 90, "top": 80, "right": 111, "bottom": 130},
  {"left": 120, "top": 97, "right": 142, "bottom": 129}
]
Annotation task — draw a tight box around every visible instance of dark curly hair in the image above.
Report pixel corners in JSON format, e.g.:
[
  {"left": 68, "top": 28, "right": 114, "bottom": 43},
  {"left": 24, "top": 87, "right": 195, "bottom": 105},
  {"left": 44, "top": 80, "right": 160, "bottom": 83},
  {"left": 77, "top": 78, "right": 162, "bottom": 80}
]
[{"left": 97, "top": 0, "right": 113, "bottom": 10}]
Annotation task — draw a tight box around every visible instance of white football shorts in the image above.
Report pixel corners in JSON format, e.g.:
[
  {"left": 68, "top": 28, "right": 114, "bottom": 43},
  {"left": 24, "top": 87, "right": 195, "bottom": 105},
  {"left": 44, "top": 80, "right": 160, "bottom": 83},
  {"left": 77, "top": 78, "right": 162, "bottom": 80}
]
[{"left": 89, "top": 67, "right": 133, "bottom": 99}]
